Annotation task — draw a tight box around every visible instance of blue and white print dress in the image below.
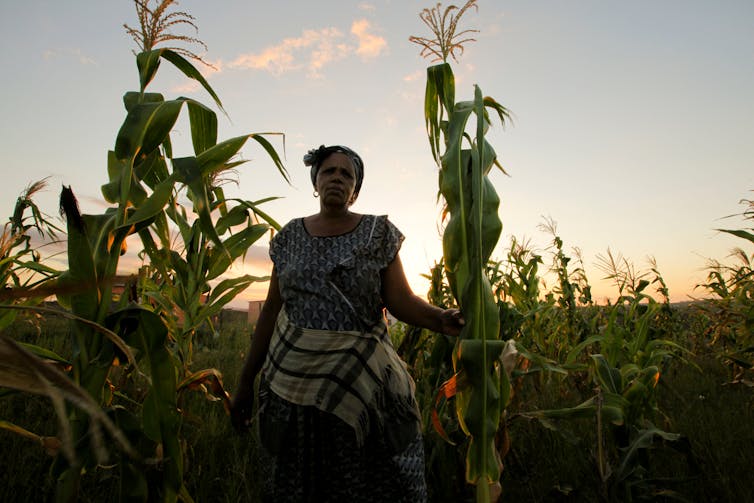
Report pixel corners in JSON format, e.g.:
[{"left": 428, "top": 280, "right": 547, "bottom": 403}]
[{"left": 256, "top": 214, "right": 427, "bottom": 503}]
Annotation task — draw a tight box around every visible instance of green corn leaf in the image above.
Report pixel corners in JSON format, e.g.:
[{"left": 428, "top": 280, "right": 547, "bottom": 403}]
[
  {"left": 206, "top": 224, "right": 268, "bottom": 280},
  {"left": 114, "top": 99, "right": 184, "bottom": 162},
  {"left": 166, "top": 202, "right": 193, "bottom": 249},
  {"left": 114, "top": 101, "right": 160, "bottom": 160},
  {"left": 197, "top": 135, "right": 249, "bottom": 176},
  {"left": 172, "top": 156, "right": 226, "bottom": 255},
  {"left": 103, "top": 151, "right": 128, "bottom": 203},
  {"left": 226, "top": 197, "right": 283, "bottom": 230},
  {"left": 134, "top": 150, "right": 170, "bottom": 189},
  {"left": 616, "top": 426, "right": 681, "bottom": 481},
  {"left": 197, "top": 275, "right": 267, "bottom": 322},
  {"left": 160, "top": 49, "right": 224, "bottom": 113},
  {"left": 137, "top": 227, "right": 161, "bottom": 266},
  {"left": 140, "top": 100, "right": 184, "bottom": 155},
  {"left": 123, "top": 91, "right": 164, "bottom": 112},
  {"left": 591, "top": 354, "right": 623, "bottom": 394},
  {"left": 212, "top": 186, "right": 229, "bottom": 217},
  {"left": 717, "top": 228, "right": 754, "bottom": 245},
  {"left": 527, "top": 393, "right": 626, "bottom": 425},
  {"left": 565, "top": 334, "right": 604, "bottom": 364},
  {"left": 136, "top": 50, "right": 162, "bottom": 92},
  {"left": 425, "top": 64, "right": 455, "bottom": 165},
  {"left": 482, "top": 96, "right": 512, "bottom": 129},
  {"left": 119, "top": 175, "right": 175, "bottom": 230},
  {"left": 59, "top": 187, "right": 98, "bottom": 321},
  {"left": 14, "top": 261, "right": 59, "bottom": 276},
  {"left": 215, "top": 204, "right": 250, "bottom": 235},
  {"left": 17, "top": 342, "right": 70, "bottom": 365},
  {"left": 248, "top": 133, "right": 290, "bottom": 183},
  {"left": 168, "top": 250, "right": 191, "bottom": 285},
  {"left": 80, "top": 211, "right": 120, "bottom": 278},
  {"left": 106, "top": 306, "right": 182, "bottom": 496},
  {"left": 152, "top": 210, "right": 173, "bottom": 250},
  {"left": 457, "top": 339, "right": 506, "bottom": 483},
  {"left": 186, "top": 98, "right": 218, "bottom": 155}
]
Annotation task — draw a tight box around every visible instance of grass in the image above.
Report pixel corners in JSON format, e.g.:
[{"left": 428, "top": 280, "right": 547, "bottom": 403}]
[{"left": 1, "top": 305, "right": 753, "bottom": 502}]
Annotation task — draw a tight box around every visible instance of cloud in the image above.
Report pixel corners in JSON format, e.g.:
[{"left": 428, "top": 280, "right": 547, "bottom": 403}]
[
  {"left": 351, "top": 19, "right": 387, "bottom": 59},
  {"left": 309, "top": 29, "right": 352, "bottom": 73},
  {"left": 229, "top": 28, "right": 346, "bottom": 76},
  {"left": 229, "top": 20, "right": 386, "bottom": 77},
  {"left": 43, "top": 48, "right": 95, "bottom": 65}
]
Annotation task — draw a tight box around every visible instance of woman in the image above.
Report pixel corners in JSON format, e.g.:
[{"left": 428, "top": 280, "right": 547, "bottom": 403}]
[{"left": 230, "top": 145, "right": 464, "bottom": 502}]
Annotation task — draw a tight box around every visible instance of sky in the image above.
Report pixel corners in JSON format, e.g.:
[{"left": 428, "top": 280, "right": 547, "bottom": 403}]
[{"left": 1, "top": 0, "right": 752, "bottom": 309}]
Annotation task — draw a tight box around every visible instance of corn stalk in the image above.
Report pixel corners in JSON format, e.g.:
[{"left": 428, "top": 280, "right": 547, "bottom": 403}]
[
  {"left": 423, "top": 57, "right": 511, "bottom": 501},
  {"left": 34, "top": 4, "right": 286, "bottom": 501}
]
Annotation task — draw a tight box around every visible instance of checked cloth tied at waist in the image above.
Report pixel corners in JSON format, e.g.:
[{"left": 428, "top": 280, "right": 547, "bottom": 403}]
[{"left": 261, "top": 308, "right": 420, "bottom": 446}]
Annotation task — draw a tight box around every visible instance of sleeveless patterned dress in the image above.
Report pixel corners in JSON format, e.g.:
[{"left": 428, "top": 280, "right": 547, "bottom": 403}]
[{"left": 256, "top": 215, "right": 427, "bottom": 503}]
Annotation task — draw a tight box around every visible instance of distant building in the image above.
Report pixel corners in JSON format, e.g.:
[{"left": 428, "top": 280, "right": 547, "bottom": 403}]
[{"left": 248, "top": 300, "right": 265, "bottom": 325}]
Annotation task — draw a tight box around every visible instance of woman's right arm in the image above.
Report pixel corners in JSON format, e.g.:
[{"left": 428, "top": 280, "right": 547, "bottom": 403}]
[{"left": 230, "top": 267, "right": 283, "bottom": 431}]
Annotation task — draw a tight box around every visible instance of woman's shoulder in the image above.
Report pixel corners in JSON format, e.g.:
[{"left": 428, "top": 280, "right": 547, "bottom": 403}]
[
  {"left": 361, "top": 214, "right": 393, "bottom": 226},
  {"left": 370, "top": 214, "right": 401, "bottom": 232},
  {"left": 270, "top": 217, "right": 304, "bottom": 249},
  {"left": 361, "top": 214, "right": 403, "bottom": 247},
  {"left": 276, "top": 217, "right": 305, "bottom": 235}
]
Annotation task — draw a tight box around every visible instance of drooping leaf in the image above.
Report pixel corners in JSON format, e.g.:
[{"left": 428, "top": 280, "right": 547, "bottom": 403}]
[
  {"left": 160, "top": 49, "right": 224, "bottom": 113},
  {"left": 177, "top": 368, "right": 231, "bottom": 413},
  {"left": 0, "top": 333, "right": 136, "bottom": 464},
  {"left": 248, "top": 133, "right": 290, "bottom": 183},
  {"left": 717, "top": 228, "right": 754, "bottom": 245},
  {"left": 136, "top": 50, "right": 163, "bottom": 92}
]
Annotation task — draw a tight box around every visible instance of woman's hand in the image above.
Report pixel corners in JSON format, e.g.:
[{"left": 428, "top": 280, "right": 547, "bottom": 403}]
[
  {"left": 439, "top": 308, "right": 465, "bottom": 337},
  {"left": 229, "top": 389, "right": 254, "bottom": 434}
]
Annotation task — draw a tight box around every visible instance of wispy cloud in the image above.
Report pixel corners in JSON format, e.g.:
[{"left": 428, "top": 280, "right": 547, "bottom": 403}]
[
  {"left": 43, "top": 48, "right": 95, "bottom": 65},
  {"left": 229, "top": 19, "right": 387, "bottom": 77},
  {"left": 351, "top": 19, "right": 387, "bottom": 59}
]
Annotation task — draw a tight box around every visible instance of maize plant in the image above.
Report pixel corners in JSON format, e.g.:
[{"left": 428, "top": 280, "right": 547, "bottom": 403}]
[
  {"left": 0, "top": 179, "right": 61, "bottom": 329},
  {"left": 411, "top": 2, "right": 513, "bottom": 500},
  {"left": 524, "top": 259, "right": 689, "bottom": 501},
  {"left": 699, "top": 193, "right": 754, "bottom": 380},
  {"left": 0, "top": 2, "right": 288, "bottom": 501}
]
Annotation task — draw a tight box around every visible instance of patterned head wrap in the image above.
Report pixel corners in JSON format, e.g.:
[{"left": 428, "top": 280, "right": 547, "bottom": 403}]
[{"left": 304, "top": 145, "right": 364, "bottom": 196}]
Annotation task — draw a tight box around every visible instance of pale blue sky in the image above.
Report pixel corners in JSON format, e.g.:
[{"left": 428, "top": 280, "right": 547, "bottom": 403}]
[{"left": 1, "top": 1, "right": 752, "bottom": 307}]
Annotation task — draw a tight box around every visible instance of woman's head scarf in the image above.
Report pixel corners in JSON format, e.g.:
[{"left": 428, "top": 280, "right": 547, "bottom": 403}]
[{"left": 304, "top": 145, "right": 364, "bottom": 196}]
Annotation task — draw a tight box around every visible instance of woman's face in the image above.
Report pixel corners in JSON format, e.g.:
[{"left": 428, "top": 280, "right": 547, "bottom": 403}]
[{"left": 315, "top": 152, "right": 358, "bottom": 206}]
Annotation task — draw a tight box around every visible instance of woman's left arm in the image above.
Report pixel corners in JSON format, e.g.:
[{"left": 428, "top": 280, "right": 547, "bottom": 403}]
[{"left": 381, "top": 253, "right": 464, "bottom": 336}]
